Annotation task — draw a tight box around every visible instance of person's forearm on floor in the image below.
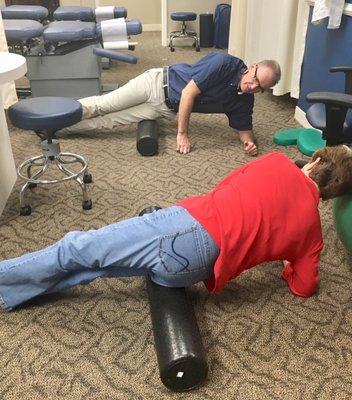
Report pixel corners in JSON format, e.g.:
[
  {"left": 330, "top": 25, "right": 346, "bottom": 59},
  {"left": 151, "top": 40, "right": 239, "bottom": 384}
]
[
  {"left": 238, "top": 130, "right": 258, "bottom": 156},
  {"left": 176, "top": 80, "right": 201, "bottom": 154},
  {"left": 177, "top": 97, "right": 194, "bottom": 154}
]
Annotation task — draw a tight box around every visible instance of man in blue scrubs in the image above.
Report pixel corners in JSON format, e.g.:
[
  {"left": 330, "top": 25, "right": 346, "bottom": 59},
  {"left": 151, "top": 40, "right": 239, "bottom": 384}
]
[{"left": 63, "top": 53, "right": 281, "bottom": 156}]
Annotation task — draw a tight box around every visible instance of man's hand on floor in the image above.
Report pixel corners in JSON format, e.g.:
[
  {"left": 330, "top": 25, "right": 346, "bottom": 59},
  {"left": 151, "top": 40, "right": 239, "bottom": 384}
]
[
  {"left": 243, "top": 140, "right": 258, "bottom": 156},
  {"left": 239, "top": 131, "right": 258, "bottom": 156},
  {"left": 177, "top": 132, "right": 192, "bottom": 154}
]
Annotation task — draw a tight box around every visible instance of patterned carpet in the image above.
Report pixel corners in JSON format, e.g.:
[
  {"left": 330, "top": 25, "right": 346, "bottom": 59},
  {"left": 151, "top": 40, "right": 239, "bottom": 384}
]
[{"left": 1, "top": 32, "right": 352, "bottom": 400}]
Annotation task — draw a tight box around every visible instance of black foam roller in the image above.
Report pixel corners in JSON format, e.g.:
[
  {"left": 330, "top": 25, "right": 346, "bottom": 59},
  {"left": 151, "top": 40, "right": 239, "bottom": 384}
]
[
  {"left": 136, "top": 119, "right": 159, "bottom": 156},
  {"left": 139, "top": 206, "right": 162, "bottom": 216},
  {"left": 146, "top": 278, "right": 208, "bottom": 392},
  {"left": 199, "top": 13, "right": 214, "bottom": 48},
  {"left": 139, "top": 206, "right": 208, "bottom": 391}
]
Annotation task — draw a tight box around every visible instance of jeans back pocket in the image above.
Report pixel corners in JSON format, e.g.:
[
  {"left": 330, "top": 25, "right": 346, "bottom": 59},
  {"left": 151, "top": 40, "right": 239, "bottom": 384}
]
[{"left": 159, "top": 226, "right": 207, "bottom": 276}]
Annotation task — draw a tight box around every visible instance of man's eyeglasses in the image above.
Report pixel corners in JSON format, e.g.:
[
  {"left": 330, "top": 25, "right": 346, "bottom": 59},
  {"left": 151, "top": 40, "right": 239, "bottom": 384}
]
[{"left": 253, "top": 64, "right": 265, "bottom": 93}]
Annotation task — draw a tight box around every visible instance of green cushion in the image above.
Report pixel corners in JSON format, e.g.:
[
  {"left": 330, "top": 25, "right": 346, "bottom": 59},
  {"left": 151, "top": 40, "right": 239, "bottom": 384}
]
[
  {"left": 273, "top": 128, "right": 326, "bottom": 156},
  {"left": 273, "top": 128, "right": 301, "bottom": 145},
  {"left": 333, "top": 195, "right": 352, "bottom": 253},
  {"left": 297, "top": 129, "right": 326, "bottom": 156}
]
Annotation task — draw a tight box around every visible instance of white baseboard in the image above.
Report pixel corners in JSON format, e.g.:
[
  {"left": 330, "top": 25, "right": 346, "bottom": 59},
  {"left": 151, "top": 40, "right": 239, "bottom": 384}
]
[
  {"left": 294, "top": 106, "right": 313, "bottom": 128},
  {"left": 142, "top": 24, "right": 161, "bottom": 32}
]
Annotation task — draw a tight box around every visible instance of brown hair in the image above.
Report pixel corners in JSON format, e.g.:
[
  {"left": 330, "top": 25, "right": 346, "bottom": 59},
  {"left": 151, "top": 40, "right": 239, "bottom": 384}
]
[{"left": 310, "top": 146, "right": 352, "bottom": 200}]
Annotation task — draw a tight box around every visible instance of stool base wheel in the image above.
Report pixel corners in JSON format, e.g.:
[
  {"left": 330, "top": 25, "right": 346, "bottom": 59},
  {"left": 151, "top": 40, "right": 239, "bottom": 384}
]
[
  {"left": 83, "top": 173, "right": 93, "bottom": 184},
  {"left": 20, "top": 205, "right": 32, "bottom": 216},
  {"left": 82, "top": 199, "right": 93, "bottom": 210}
]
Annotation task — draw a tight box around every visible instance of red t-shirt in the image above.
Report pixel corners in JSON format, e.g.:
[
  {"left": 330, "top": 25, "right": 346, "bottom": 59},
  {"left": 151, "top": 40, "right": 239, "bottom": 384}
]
[{"left": 178, "top": 152, "right": 323, "bottom": 297}]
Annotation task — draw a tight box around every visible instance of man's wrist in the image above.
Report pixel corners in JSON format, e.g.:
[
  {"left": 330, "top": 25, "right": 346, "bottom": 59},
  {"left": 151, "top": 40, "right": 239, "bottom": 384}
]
[{"left": 177, "top": 131, "right": 188, "bottom": 136}]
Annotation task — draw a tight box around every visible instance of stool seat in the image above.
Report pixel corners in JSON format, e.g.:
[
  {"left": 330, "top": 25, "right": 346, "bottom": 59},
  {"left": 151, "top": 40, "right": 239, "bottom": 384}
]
[
  {"left": 8, "top": 97, "right": 82, "bottom": 131},
  {"left": 171, "top": 12, "right": 197, "bottom": 22}
]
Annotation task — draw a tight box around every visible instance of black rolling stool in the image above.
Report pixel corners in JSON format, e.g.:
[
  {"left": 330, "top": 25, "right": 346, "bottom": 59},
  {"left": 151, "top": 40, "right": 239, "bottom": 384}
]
[
  {"left": 8, "top": 97, "right": 93, "bottom": 216},
  {"left": 169, "top": 12, "right": 199, "bottom": 52}
]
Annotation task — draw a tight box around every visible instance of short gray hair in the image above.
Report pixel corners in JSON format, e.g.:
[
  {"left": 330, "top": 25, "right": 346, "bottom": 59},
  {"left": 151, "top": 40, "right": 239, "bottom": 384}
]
[{"left": 258, "top": 60, "right": 281, "bottom": 87}]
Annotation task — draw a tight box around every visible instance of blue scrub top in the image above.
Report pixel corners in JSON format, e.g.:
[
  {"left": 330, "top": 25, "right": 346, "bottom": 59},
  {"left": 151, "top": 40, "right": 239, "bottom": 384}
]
[{"left": 168, "top": 52, "right": 254, "bottom": 131}]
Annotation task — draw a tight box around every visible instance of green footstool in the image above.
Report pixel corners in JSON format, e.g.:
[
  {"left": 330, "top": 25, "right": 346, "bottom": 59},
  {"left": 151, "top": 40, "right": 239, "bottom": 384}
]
[{"left": 274, "top": 128, "right": 326, "bottom": 156}]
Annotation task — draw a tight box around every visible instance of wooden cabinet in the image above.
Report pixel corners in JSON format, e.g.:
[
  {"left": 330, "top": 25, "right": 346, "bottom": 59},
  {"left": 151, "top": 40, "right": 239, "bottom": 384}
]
[{"left": 5, "top": 0, "right": 60, "bottom": 15}]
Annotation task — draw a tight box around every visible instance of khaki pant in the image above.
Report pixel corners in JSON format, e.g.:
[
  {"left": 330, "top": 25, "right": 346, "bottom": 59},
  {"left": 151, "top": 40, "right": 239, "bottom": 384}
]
[{"left": 64, "top": 68, "right": 176, "bottom": 133}]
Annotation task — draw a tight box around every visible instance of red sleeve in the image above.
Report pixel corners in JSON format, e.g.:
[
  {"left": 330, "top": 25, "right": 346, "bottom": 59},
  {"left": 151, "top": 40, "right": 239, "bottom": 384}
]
[{"left": 281, "top": 244, "right": 323, "bottom": 297}]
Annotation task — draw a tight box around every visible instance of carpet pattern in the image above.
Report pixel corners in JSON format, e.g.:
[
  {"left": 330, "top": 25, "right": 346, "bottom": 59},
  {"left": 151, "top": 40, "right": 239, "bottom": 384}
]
[{"left": 0, "top": 32, "right": 352, "bottom": 400}]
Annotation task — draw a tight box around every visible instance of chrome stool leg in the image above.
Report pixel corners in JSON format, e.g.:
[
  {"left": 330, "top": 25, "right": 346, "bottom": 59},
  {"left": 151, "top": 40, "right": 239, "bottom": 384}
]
[
  {"left": 169, "top": 33, "right": 177, "bottom": 52},
  {"left": 19, "top": 158, "right": 49, "bottom": 215},
  {"left": 56, "top": 153, "right": 92, "bottom": 184},
  {"left": 56, "top": 155, "right": 92, "bottom": 210},
  {"left": 26, "top": 157, "right": 46, "bottom": 188},
  {"left": 17, "top": 139, "right": 92, "bottom": 216},
  {"left": 169, "top": 21, "right": 200, "bottom": 52}
]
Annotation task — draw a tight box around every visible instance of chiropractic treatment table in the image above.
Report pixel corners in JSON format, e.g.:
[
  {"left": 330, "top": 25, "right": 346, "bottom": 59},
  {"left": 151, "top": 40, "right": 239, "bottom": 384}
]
[
  {"left": 0, "top": 4, "right": 128, "bottom": 23},
  {"left": 2, "top": 5, "right": 142, "bottom": 98}
]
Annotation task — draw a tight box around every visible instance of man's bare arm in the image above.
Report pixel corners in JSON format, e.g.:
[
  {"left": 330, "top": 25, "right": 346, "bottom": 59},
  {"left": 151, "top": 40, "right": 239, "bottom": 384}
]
[
  {"left": 238, "top": 130, "right": 258, "bottom": 156},
  {"left": 177, "top": 80, "right": 201, "bottom": 154}
]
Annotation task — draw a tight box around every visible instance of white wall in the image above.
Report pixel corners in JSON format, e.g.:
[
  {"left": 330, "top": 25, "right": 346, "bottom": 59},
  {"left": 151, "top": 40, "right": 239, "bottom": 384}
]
[
  {"left": 166, "top": 0, "right": 230, "bottom": 34},
  {"left": 98, "top": 0, "right": 161, "bottom": 26}
]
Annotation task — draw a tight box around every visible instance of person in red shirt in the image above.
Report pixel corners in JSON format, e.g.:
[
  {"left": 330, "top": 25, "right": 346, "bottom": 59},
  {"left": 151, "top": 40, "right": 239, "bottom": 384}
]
[{"left": 0, "top": 146, "right": 351, "bottom": 311}]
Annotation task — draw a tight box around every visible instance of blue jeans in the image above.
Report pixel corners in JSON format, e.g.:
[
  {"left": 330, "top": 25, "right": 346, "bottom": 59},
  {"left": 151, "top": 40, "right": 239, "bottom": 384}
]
[{"left": 0, "top": 206, "right": 219, "bottom": 311}]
